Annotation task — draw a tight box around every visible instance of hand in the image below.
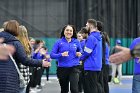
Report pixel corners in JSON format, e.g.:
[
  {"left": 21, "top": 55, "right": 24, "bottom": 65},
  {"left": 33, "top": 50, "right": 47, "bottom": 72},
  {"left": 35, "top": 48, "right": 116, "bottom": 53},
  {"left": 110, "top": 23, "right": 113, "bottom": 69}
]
[
  {"left": 45, "top": 55, "right": 50, "bottom": 59},
  {"left": 109, "top": 46, "right": 131, "bottom": 64},
  {"left": 40, "top": 49, "right": 46, "bottom": 55},
  {"left": 0, "top": 38, "right": 4, "bottom": 43},
  {"left": 42, "top": 59, "right": 51, "bottom": 67},
  {"left": 79, "top": 61, "right": 83, "bottom": 65},
  {"left": 0, "top": 43, "right": 15, "bottom": 60},
  {"left": 76, "top": 52, "right": 82, "bottom": 57},
  {"left": 61, "top": 51, "right": 69, "bottom": 56}
]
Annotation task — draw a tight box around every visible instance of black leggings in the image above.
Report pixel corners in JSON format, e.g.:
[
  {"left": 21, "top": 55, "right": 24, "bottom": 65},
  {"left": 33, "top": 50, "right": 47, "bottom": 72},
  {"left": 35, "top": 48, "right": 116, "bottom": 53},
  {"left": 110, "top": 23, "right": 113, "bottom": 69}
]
[{"left": 57, "top": 66, "right": 80, "bottom": 93}]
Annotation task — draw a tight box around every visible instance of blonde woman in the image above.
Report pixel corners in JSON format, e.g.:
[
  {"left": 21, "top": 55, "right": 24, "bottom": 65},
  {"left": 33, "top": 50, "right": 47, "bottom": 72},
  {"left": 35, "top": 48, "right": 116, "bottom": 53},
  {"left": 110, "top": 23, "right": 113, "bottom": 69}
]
[{"left": 16, "top": 25, "right": 32, "bottom": 93}]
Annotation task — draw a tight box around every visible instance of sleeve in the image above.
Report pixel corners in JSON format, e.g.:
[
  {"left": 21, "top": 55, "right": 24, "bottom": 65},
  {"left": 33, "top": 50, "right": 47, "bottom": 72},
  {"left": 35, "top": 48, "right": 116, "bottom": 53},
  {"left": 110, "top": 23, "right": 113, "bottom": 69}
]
[
  {"left": 76, "top": 40, "right": 83, "bottom": 53},
  {"left": 32, "top": 52, "right": 38, "bottom": 59},
  {"left": 50, "top": 40, "right": 62, "bottom": 59},
  {"left": 14, "top": 41, "right": 42, "bottom": 67},
  {"left": 80, "top": 36, "right": 96, "bottom": 61}
]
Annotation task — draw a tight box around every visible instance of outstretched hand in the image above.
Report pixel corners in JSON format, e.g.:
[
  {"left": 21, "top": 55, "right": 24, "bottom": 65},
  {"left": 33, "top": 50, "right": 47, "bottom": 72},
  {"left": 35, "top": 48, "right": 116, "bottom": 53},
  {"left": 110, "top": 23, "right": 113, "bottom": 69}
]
[{"left": 109, "top": 46, "right": 131, "bottom": 64}]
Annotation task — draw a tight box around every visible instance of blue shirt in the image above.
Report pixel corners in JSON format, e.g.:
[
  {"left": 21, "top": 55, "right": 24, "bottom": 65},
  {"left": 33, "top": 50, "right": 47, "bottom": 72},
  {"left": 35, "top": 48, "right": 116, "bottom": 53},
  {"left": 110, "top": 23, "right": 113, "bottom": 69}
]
[
  {"left": 33, "top": 52, "right": 44, "bottom": 59},
  {"left": 80, "top": 39, "right": 86, "bottom": 50},
  {"left": 80, "top": 31, "right": 102, "bottom": 71},
  {"left": 130, "top": 37, "right": 140, "bottom": 75},
  {"left": 50, "top": 37, "right": 82, "bottom": 67}
]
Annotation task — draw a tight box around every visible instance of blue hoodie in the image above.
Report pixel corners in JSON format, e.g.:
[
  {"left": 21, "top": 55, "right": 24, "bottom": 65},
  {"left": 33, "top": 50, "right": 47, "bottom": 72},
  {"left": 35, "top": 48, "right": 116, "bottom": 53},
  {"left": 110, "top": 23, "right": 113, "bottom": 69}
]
[
  {"left": 80, "top": 39, "right": 86, "bottom": 50},
  {"left": 50, "top": 37, "right": 82, "bottom": 67},
  {"left": 80, "top": 31, "right": 102, "bottom": 71},
  {"left": 130, "top": 37, "right": 140, "bottom": 75}
]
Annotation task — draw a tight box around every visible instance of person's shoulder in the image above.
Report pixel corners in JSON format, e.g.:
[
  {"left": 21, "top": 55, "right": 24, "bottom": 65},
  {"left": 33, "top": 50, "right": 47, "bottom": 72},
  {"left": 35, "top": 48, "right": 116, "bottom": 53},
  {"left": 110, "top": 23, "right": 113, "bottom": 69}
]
[
  {"left": 91, "top": 35, "right": 98, "bottom": 41},
  {"left": 134, "top": 37, "right": 140, "bottom": 41},
  {"left": 88, "top": 34, "right": 96, "bottom": 39},
  {"left": 132, "top": 37, "right": 140, "bottom": 44}
]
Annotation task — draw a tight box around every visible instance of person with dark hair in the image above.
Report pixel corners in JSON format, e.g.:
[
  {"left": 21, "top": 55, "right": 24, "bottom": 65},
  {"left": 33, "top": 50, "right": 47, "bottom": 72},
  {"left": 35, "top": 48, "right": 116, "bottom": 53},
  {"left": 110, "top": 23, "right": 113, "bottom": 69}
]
[
  {"left": 0, "top": 20, "right": 50, "bottom": 93},
  {"left": 80, "top": 19, "right": 103, "bottom": 93},
  {"left": 79, "top": 27, "right": 89, "bottom": 39},
  {"left": 77, "top": 32, "right": 84, "bottom": 93},
  {"left": 77, "top": 27, "right": 88, "bottom": 93},
  {"left": 41, "top": 46, "right": 52, "bottom": 82},
  {"left": 97, "top": 21, "right": 104, "bottom": 31},
  {"left": 32, "top": 39, "right": 46, "bottom": 89},
  {"left": 50, "top": 25, "right": 82, "bottom": 93},
  {"left": 97, "top": 21, "right": 110, "bottom": 93}
]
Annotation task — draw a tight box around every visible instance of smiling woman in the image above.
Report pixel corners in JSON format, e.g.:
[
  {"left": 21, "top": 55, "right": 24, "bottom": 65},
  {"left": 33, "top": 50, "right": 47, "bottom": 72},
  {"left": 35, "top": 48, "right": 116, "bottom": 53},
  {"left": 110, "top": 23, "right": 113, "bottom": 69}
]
[{"left": 51, "top": 25, "right": 82, "bottom": 93}]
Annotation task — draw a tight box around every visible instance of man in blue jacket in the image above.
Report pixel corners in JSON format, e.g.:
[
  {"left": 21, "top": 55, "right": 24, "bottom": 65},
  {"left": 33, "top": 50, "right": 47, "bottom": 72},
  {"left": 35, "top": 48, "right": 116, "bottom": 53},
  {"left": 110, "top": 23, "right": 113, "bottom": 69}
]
[{"left": 80, "top": 19, "right": 103, "bottom": 93}]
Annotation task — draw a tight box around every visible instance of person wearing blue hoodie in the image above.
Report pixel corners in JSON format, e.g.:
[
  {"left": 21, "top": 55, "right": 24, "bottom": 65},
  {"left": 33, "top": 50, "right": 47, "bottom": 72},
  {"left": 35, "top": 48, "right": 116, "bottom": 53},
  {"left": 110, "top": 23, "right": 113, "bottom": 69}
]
[
  {"left": 50, "top": 25, "right": 82, "bottom": 93},
  {"left": 80, "top": 19, "right": 103, "bottom": 93},
  {"left": 97, "top": 21, "right": 110, "bottom": 93}
]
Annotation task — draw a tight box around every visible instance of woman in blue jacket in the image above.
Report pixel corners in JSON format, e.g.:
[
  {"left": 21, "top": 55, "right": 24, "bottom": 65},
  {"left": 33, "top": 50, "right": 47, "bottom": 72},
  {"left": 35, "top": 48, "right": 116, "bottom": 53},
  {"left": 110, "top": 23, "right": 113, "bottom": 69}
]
[{"left": 51, "top": 25, "right": 82, "bottom": 93}]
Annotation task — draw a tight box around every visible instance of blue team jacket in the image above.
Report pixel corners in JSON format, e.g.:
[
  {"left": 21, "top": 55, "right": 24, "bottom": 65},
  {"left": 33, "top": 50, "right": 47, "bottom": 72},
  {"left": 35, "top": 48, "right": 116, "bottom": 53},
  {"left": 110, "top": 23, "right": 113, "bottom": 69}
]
[
  {"left": 50, "top": 37, "right": 82, "bottom": 67},
  {"left": 80, "top": 31, "right": 102, "bottom": 71}
]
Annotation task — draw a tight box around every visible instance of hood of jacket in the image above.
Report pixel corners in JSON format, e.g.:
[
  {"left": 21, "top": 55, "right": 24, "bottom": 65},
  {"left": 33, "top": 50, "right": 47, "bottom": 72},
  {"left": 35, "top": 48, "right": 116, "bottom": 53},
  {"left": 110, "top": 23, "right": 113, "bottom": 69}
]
[
  {"left": 91, "top": 31, "right": 102, "bottom": 41},
  {"left": 0, "top": 31, "right": 19, "bottom": 43}
]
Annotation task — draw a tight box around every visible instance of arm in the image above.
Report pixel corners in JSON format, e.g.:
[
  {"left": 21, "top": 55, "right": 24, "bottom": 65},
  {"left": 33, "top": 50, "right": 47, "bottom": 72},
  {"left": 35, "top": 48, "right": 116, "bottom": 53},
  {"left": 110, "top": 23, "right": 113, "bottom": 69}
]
[
  {"left": 50, "top": 41, "right": 62, "bottom": 59},
  {"left": 76, "top": 40, "right": 82, "bottom": 57},
  {"left": 80, "top": 37, "right": 96, "bottom": 61},
  {"left": 109, "top": 46, "right": 131, "bottom": 64},
  {"left": 14, "top": 41, "right": 44, "bottom": 67}
]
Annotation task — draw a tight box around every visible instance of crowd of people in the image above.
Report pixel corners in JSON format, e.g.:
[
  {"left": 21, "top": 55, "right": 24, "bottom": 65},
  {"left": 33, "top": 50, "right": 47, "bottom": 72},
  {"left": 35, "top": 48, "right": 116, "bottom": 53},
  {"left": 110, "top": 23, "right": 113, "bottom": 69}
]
[{"left": 0, "top": 19, "right": 140, "bottom": 93}]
